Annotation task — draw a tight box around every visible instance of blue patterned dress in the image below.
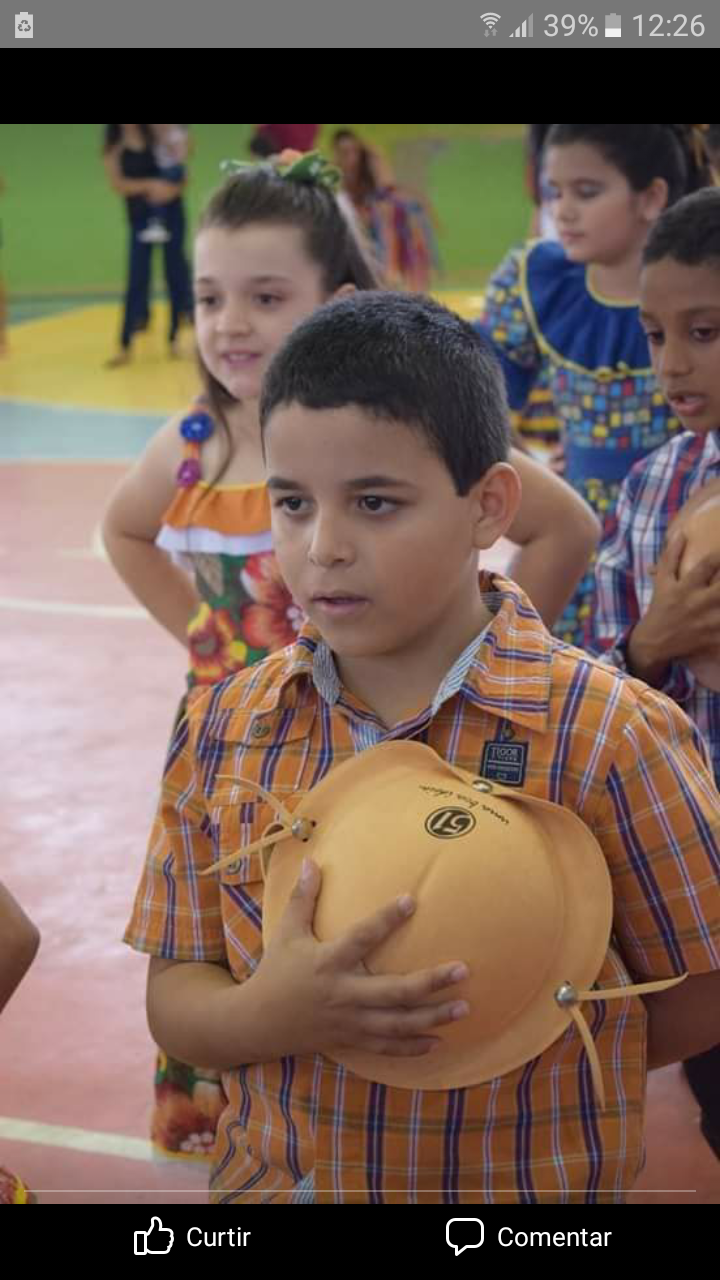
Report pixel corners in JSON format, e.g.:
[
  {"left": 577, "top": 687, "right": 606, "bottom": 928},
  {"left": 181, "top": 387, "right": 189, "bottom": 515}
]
[{"left": 477, "top": 239, "right": 680, "bottom": 646}]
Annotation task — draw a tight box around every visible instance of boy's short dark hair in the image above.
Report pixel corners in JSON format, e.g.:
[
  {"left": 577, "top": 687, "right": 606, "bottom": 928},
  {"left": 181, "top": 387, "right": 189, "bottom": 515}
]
[
  {"left": 643, "top": 187, "right": 720, "bottom": 270},
  {"left": 259, "top": 291, "right": 510, "bottom": 496}
]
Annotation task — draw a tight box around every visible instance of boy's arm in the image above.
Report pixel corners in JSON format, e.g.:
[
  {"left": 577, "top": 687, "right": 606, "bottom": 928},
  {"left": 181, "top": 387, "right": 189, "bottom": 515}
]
[
  {"left": 593, "top": 470, "right": 693, "bottom": 703},
  {"left": 146, "top": 957, "right": 268, "bottom": 1070},
  {"left": 641, "top": 970, "right": 720, "bottom": 1069},
  {"left": 627, "top": 535, "right": 720, "bottom": 687},
  {"left": 594, "top": 689, "right": 720, "bottom": 1067},
  {"left": 146, "top": 869, "right": 470, "bottom": 1071},
  {"left": 131, "top": 714, "right": 470, "bottom": 1071},
  {"left": 506, "top": 450, "right": 601, "bottom": 626}
]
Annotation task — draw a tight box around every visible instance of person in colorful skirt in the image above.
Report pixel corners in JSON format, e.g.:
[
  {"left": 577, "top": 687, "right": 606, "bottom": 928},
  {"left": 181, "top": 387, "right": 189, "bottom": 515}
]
[{"left": 332, "top": 128, "right": 441, "bottom": 292}]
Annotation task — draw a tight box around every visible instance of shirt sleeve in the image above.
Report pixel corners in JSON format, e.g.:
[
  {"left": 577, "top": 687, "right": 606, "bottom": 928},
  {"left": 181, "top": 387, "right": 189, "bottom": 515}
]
[
  {"left": 474, "top": 243, "right": 543, "bottom": 410},
  {"left": 124, "top": 706, "right": 227, "bottom": 963},
  {"left": 593, "top": 471, "right": 694, "bottom": 705},
  {"left": 592, "top": 685, "right": 720, "bottom": 980}
]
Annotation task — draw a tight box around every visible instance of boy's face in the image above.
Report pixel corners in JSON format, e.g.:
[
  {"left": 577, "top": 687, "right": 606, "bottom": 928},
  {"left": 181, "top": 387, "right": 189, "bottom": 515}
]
[
  {"left": 265, "top": 404, "right": 514, "bottom": 663},
  {"left": 640, "top": 257, "right": 720, "bottom": 434}
]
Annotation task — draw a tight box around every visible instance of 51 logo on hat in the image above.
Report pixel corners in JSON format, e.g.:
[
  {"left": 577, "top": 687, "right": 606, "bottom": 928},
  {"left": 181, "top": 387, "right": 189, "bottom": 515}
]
[{"left": 425, "top": 807, "right": 476, "bottom": 838}]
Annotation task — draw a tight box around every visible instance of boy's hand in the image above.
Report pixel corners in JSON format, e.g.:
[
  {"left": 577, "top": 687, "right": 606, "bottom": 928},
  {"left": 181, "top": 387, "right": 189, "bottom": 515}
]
[
  {"left": 628, "top": 532, "right": 720, "bottom": 684},
  {"left": 250, "top": 859, "right": 470, "bottom": 1061}
]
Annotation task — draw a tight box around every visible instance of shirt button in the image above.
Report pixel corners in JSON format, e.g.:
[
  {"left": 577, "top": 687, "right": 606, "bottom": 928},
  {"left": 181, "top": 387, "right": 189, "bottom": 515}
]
[{"left": 251, "top": 722, "right": 270, "bottom": 739}]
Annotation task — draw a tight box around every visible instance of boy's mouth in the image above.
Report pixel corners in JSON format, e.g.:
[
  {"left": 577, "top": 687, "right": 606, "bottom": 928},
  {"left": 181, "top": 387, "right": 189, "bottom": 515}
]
[
  {"left": 667, "top": 392, "right": 708, "bottom": 417},
  {"left": 311, "top": 593, "right": 370, "bottom": 617}
]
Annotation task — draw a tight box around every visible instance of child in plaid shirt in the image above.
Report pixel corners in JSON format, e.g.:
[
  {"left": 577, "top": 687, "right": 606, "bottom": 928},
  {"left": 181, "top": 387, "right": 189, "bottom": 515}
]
[
  {"left": 594, "top": 186, "right": 720, "bottom": 1163},
  {"left": 127, "top": 292, "right": 720, "bottom": 1203}
]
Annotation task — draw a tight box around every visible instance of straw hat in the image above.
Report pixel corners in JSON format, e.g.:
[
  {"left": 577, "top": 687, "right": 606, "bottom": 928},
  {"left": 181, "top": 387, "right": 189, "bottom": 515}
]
[{"left": 206, "top": 741, "right": 684, "bottom": 1101}]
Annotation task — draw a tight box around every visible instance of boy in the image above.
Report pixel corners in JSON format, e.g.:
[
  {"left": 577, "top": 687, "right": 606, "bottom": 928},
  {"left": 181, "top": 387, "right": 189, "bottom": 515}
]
[
  {"left": 593, "top": 186, "right": 720, "bottom": 1164},
  {"left": 126, "top": 292, "right": 720, "bottom": 1203}
]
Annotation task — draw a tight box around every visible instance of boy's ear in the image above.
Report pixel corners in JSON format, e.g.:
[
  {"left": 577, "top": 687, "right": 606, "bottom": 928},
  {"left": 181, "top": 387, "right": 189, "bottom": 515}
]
[
  {"left": 470, "top": 462, "right": 522, "bottom": 551},
  {"left": 332, "top": 282, "right": 357, "bottom": 301}
]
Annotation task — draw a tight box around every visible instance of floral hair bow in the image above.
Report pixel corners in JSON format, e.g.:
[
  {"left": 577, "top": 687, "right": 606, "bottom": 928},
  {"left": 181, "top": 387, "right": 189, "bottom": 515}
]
[{"left": 221, "top": 149, "right": 340, "bottom": 193}]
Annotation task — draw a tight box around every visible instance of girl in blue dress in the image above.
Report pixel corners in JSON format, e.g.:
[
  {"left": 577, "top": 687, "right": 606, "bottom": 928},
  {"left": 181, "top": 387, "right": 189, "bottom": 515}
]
[{"left": 478, "top": 124, "right": 712, "bottom": 646}]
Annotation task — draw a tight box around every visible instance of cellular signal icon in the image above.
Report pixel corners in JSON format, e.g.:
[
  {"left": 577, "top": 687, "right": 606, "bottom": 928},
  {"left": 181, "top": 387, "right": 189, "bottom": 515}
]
[
  {"left": 480, "top": 11, "right": 501, "bottom": 35},
  {"left": 510, "top": 12, "right": 534, "bottom": 35}
]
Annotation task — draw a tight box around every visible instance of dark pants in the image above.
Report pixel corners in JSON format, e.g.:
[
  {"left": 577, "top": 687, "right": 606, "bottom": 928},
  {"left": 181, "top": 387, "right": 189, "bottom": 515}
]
[
  {"left": 162, "top": 199, "right": 193, "bottom": 342},
  {"left": 684, "top": 1043, "right": 720, "bottom": 1133},
  {"left": 120, "top": 218, "right": 153, "bottom": 349},
  {"left": 120, "top": 202, "right": 192, "bottom": 349}
]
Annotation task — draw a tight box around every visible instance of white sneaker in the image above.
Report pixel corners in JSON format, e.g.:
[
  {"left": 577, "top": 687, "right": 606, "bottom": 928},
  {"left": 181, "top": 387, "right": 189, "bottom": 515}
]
[{"left": 138, "top": 220, "right": 170, "bottom": 244}]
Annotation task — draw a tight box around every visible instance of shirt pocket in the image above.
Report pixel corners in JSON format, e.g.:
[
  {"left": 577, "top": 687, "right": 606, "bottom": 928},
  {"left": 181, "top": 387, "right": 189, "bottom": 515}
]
[{"left": 210, "top": 800, "right": 278, "bottom": 980}]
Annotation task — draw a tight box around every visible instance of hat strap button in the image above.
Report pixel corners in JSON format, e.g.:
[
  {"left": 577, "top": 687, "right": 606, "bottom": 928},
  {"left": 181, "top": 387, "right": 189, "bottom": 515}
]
[
  {"left": 555, "top": 981, "right": 579, "bottom": 1008},
  {"left": 291, "top": 818, "right": 315, "bottom": 842},
  {"left": 472, "top": 778, "right": 493, "bottom": 793}
]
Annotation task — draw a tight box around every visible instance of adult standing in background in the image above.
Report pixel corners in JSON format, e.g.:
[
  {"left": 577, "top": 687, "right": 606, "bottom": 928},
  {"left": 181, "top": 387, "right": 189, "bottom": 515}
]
[{"left": 102, "top": 125, "right": 186, "bottom": 367}]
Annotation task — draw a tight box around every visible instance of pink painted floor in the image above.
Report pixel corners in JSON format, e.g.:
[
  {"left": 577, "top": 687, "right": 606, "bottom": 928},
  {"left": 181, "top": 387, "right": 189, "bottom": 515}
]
[{"left": 2, "top": 463, "right": 718, "bottom": 1204}]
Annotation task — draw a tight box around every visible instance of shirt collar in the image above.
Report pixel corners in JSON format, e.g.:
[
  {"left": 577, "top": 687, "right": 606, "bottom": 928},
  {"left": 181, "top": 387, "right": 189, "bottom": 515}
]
[
  {"left": 704, "top": 430, "right": 720, "bottom": 466},
  {"left": 273, "top": 573, "right": 553, "bottom": 733}
]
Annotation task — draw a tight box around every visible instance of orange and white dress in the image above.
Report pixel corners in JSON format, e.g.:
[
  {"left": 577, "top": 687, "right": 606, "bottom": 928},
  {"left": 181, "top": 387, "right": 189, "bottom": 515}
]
[{"left": 156, "top": 401, "right": 303, "bottom": 690}]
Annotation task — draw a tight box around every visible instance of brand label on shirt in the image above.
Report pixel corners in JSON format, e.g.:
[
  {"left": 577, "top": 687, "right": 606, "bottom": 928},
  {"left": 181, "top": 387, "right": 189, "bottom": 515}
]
[{"left": 480, "top": 740, "right": 528, "bottom": 787}]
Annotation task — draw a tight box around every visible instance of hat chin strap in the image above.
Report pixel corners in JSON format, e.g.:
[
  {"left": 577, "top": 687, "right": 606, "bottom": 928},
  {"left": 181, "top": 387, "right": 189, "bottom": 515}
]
[
  {"left": 200, "top": 776, "right": 314, "bottom": 878},
  {"left": 554, "top": 975, "right": 687, "bottom": 1108}
]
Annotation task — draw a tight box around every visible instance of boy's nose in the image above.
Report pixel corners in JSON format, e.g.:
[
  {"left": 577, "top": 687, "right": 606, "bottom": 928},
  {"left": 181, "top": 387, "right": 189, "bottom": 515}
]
[
  {"left": 308, "top": 518, "right": 353, "bottom": 567},
  {"left": 658, "top": 340, "right": 692, "bottom": 378}
]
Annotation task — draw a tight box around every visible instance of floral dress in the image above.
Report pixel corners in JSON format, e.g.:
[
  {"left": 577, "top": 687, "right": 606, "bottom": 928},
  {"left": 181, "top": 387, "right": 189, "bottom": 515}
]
[{"left": 150, "top": 401, "right": 302, "bottom": 1162}]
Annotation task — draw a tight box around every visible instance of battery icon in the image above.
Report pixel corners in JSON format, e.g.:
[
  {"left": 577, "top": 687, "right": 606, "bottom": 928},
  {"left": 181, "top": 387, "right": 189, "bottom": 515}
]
[{"left": 605, "top": 12, "right": 621, "bottom": 35}]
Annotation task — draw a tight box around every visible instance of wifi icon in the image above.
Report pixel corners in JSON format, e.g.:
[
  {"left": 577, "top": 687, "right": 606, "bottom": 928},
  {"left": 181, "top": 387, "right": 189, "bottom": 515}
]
[{"left": 480, "top": 11, "right": 501, "bottom": 35}]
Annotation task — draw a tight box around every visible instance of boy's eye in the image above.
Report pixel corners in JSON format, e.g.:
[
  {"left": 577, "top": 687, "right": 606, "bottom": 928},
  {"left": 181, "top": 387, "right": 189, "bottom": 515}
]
[
  {"left": 256, "top": 293, "right": 283, "bottom": 307},
  {"left": 275, "top": 496, "right": 307, "bottom": 514},
  {"left": 358, "top": 496, "right": 397, "bottom": 513},
  {"left": 195, "top": 295, "right": 216, "bottom": 308},
  {"left": 692, "top": 326, "right": 718, "bottom": 342}
]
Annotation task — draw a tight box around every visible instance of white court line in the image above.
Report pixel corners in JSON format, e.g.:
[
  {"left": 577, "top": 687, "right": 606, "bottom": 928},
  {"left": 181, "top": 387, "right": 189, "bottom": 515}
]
[
  {"left": 92, "top": 523, "right": 109, "bottom": 560},
  {"left": 0, "top": 595, "right": 147, "bottom": 619},
  {"left": 0, "top": 1116, "right": 153, "bottom": 1162},
  {"left": 0, "top": 457, "right": 138, "bottom": 465},
  {"left": 56, "top": 524, "right": 109, "bottom": 563}
]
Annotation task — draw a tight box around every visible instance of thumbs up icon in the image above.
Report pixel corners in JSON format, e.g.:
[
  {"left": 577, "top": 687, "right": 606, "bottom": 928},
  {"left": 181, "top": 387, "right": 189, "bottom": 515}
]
[{"left": 134, "top": 1217, "right": 175, "bottom": 1255}]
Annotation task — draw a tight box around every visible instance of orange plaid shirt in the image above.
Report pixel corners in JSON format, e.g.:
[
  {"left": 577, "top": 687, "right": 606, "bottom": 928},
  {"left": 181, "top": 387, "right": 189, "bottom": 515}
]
[{"left": 125, "top": 574, "right": 720, "bottom": 1203}]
